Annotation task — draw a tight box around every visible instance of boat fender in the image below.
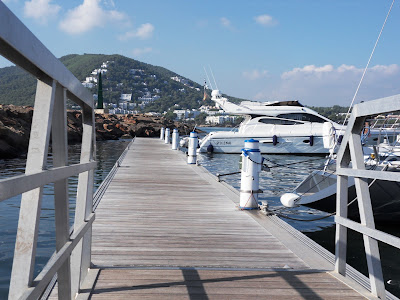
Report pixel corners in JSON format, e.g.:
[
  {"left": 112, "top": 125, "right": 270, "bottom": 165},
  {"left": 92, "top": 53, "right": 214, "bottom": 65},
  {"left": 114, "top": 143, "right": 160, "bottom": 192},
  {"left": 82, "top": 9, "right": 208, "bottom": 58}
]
[
  {"left": 207, "top": 144, "right": 214, "bottom": 153},
  {"left": 273, "top": 135, "right": 278, "bottom": 146},
  {"left": 309, "top": 135, "right": 314, "bottom": 146},
  {"left": 280, "top": 193, "right": 300, "bottom": 207},
  {"left": 337, "top": 135, "right": 343, "bottom": 144}
]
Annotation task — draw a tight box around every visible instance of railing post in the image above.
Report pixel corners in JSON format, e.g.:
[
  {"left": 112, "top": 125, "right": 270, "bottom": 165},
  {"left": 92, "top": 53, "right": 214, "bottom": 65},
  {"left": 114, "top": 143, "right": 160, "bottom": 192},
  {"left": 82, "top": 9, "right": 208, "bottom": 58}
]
[
  {"left": 348, "top": 120, "right": 385, "bottom": 299},
  {"left": 52, "top": 84, "right": 71, "bottom": 299},
  {"left": 71, "top": 105, "right": 95, "bottom": 298},
  {"left": 9, "top": 79, "right": 56, "bottom": 299}
]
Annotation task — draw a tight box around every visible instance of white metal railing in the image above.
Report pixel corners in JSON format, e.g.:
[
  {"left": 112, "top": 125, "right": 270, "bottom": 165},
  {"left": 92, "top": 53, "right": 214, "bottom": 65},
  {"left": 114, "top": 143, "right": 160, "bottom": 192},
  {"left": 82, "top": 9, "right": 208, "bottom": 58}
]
[
  {"left": 0, "top": 2, "right": 96, "bottom": 299},
  {"left": 335, "top": 94, "right": 400, "bottom": 299}
]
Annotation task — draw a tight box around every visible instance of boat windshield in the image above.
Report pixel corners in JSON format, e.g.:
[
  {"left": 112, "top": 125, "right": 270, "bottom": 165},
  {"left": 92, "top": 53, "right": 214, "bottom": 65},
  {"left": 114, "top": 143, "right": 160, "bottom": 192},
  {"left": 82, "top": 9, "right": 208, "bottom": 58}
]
[
  {"left": 258, "top": 118, "right": 302, "bottom": 125},
  {"left": 277, "top": 113, "right": 326, "bottom": 123}
]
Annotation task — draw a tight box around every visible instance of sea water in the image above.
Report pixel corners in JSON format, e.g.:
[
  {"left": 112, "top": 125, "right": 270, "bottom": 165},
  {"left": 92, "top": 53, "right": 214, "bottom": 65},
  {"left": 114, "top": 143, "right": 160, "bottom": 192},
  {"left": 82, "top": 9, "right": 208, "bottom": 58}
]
[{"left": 0, "top": 139, "right": 131, "bottom": 298}]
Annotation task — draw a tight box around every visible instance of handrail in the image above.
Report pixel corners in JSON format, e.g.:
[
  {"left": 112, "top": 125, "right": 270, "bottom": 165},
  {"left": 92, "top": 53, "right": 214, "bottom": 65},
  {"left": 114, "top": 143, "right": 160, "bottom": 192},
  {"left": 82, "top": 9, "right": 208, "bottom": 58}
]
[
  {"left": 0, "top": 162, "right": 97, "bottom": 202},
  {"left": 335, "top": 93, "right": 400, "bottom": 299},
  {"left": 0, "top": 2, "right": 96, "bottom": 299}
]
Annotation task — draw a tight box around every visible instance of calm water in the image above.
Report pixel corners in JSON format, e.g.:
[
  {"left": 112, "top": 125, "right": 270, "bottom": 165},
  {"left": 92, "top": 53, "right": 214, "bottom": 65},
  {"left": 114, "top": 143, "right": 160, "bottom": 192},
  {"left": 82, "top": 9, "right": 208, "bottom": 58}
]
[
  {"left": 0, "top": 139, "right": 130, "bottom": 298},
  {"left": 198, "top": 127, "right": 400, "bottom": 297}
]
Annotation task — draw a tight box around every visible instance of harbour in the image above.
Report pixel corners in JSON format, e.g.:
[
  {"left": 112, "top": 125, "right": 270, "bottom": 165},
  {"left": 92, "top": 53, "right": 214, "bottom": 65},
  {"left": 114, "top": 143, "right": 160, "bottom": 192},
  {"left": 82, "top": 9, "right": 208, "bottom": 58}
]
[
  {"left": 2, "top": 1, "right": 400, "bottom": 299},
  {"left": 1, "top": 133, "right": 400, "bottom": 298}
]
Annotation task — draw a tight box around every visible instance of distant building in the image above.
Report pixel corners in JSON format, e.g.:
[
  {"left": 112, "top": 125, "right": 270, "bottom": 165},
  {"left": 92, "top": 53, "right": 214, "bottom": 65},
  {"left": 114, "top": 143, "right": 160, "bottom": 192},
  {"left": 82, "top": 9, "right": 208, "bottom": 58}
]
[
  {"left": 173, "top": 109, "right": 201, "bottom": 120},
  {"left": 120, "top": 94, "right": 132, "bottom": 101},
  {"left": 82, "top": 82, "right": 94, "bottom": 88},
  {"left": 206, "top": 115, "right": 237, "bottom": 125},
  {"left": 171, "top": 76, "right": 189, "bottom": 85}
]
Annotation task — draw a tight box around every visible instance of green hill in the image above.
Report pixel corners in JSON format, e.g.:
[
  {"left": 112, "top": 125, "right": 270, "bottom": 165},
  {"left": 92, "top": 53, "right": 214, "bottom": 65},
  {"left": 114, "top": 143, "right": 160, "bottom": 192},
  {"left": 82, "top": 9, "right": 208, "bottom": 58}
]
[{"left": 0, "top": 54, "right": 246, "bottom": 111}]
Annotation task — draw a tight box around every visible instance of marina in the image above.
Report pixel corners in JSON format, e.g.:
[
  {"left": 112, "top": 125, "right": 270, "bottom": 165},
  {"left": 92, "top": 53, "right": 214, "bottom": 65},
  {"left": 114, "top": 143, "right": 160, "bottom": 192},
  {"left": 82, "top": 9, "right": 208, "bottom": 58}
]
[{"left": 2, "top": 1, "right": 400, "bottom": 299}]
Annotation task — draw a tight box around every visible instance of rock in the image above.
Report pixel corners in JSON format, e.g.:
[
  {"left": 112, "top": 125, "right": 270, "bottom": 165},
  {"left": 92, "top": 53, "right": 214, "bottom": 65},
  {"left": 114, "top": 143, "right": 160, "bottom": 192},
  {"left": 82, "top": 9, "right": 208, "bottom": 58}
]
[{"left": 0, "top": 105, "right": 190, "bottom": 159}]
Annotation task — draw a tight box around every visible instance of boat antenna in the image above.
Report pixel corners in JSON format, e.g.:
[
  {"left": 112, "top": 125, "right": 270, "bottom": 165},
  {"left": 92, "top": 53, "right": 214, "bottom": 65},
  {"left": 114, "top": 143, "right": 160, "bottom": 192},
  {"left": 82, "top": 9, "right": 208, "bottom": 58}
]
[
  {"left": 203, "top": 66, "right": 214, "bottom": 90},
  {"left": 326, "top": 0, "right": 395, "bottom": 165},
  {"left": 209, "top": 65, "right": 219, "bottom": 90}
]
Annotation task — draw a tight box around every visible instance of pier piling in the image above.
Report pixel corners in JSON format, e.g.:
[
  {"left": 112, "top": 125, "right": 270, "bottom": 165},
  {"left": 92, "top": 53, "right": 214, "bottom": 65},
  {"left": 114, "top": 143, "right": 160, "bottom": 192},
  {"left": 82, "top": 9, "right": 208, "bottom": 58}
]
[
  {"left": 187, "top": 131, "right": 198, "bottom": 164},
  {"left": 240, "top": 139, "right": 262, "bottom": 209}
]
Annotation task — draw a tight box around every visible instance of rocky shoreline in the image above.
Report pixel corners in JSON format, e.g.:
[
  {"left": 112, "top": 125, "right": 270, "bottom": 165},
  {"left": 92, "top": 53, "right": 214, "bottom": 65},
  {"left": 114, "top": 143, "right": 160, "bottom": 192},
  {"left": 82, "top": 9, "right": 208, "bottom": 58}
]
[{"left": 0, "top": 105, "right": 194, "bottom": 159}]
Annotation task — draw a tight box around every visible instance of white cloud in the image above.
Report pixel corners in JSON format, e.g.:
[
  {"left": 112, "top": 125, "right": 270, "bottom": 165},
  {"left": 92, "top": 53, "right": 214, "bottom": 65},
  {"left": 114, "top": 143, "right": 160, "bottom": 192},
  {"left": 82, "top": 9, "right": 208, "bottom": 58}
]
[
  {"left": 242, "top": 69, "right": 268, "bottom": 80},
  {"left": 132, "top": 47, "right": 153, "bottom": 57},
  {"left": 119, "top": 23, "right": 154, "bottom": 41},
  {"left": 253, "top": 64, "right": 400, "bottom": 106},
  {"left": 254, "top": 14, "right": 277, "bottom": 27},
  {"left": 281, "top": 64, "right": 334, "bottom": 79},
  {"left": 59, "top": 0, "right": 126, "bottom": 35},
  {"left": 220, "top": 17, "right": 231, "bottom": 28},
  {"left": 24, "top": 0, "right": 61, "bottom": 24}
]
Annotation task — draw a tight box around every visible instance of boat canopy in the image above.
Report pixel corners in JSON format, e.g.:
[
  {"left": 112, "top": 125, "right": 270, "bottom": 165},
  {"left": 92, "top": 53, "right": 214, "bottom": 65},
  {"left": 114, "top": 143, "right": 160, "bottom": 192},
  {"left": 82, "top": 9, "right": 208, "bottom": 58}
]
[{"left": 240, "top": 100, "right": 304, "bottom": 107}]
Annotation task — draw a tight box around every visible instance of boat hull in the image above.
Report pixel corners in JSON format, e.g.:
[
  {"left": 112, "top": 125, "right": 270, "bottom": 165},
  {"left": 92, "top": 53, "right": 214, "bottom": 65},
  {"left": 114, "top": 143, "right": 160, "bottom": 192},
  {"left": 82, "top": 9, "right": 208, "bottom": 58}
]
[
  {"left": 293, "top": 170, "right": 400, "bottom": 224},
  {"left": 198, "top": 132, "right": 329, "bottom": 154}
]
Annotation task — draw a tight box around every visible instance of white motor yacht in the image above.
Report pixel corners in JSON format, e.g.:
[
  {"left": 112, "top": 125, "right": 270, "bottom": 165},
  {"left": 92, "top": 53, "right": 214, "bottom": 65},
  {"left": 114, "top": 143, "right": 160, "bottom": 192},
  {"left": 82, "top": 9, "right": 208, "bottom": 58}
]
[{"left": 198, "top": 90, "right": 344, "bottom": 154}]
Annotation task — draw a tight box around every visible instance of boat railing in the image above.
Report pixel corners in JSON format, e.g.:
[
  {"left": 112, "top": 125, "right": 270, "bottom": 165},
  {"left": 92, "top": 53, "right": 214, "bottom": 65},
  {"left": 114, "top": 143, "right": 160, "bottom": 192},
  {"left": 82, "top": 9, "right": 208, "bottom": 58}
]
[
  {"left": 335, "top": 94, "right": 400, "bottom": 299},
  {"left": 0, "top": 2, "right": 96, "bottom": 299}
]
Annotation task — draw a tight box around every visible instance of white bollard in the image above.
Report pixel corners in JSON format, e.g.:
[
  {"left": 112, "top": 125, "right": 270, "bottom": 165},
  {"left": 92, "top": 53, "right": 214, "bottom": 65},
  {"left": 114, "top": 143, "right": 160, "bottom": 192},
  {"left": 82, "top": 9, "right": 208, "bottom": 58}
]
[
  {"left": 239, "top": 139, "right": 262, "bottom": 209},
  {"left": 160, "top": 127, "right": 165, "bottom": 140},
  {"left": 172, "top": 129, "right": 179, "bottom": 150},
  {"left": 165, "top": 128, "right": 170, "bottom": 144},
  {"left": 187, "top": 131, "right": 198, "bottom": 164}
]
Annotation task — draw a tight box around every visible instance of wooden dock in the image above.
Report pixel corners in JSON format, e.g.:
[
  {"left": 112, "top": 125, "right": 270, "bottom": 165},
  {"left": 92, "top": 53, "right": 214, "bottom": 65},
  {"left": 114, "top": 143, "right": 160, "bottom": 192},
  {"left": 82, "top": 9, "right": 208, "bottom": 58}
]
[{"left": 71, "top": 138, "right": 371, "bottom": 299}]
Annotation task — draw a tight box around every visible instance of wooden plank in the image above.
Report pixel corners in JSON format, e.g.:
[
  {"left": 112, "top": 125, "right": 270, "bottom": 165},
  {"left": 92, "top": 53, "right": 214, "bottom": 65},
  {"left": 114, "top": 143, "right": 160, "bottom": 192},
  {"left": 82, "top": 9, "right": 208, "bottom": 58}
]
[
  {"left": 88, "top": 269, "right": 365, "bottom": 299},
  {"left": 86, "top": 138, "right": 365, "bottom": 299}
]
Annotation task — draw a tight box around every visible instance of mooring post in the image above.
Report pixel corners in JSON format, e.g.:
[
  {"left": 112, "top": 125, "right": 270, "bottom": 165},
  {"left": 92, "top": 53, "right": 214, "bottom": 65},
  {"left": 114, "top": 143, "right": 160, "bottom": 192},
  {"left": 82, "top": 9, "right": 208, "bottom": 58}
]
[
  {"left": 239, "top": 139, "right": 262, "bottom": 209},
  {"left": 172, "top": 128, "right": 179, "bottom": 150},
  {"left": 187, "top": 131, "right": 198, "bottom": 164},
  {"left": 165, "top": 128, "right": 170, "bottom": 144},
  {"left": 160, "top": 127, "right": 165, "bottom": 140}
]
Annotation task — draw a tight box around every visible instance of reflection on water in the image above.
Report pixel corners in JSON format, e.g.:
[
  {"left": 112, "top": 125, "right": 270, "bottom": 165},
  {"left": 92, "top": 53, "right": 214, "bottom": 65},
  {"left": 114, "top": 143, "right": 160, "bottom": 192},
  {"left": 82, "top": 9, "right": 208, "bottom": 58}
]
[
  {"left": 0, "top": 139, "right": 130, "bottom": 298},
  {"left": 198, "top": 151, "right": 400, "bottom": 297}
]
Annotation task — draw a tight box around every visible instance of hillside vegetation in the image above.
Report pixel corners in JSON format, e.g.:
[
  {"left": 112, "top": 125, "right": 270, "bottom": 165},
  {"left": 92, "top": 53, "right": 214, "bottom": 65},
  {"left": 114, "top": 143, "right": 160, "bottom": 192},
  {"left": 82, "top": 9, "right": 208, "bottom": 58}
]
[{"left": 0, "top": 54, "right": 246, "bottom": 110}]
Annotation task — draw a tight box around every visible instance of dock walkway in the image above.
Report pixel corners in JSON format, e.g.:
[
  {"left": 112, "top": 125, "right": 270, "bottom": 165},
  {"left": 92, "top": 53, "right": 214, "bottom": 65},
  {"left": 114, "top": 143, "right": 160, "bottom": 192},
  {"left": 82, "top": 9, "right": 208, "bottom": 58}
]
[{"left": 82, "top": 138, "right": 366, "bottom": 299}]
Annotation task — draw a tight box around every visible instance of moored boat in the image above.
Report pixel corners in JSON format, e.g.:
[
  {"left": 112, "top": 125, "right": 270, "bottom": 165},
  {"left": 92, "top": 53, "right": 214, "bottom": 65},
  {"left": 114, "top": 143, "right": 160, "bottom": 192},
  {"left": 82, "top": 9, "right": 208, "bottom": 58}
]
[
  {"left": 198, "top": 90, "right": 342, "bottom": 154},
  {"left": 280, "top": 145, "right": 400, "bottom": 223}
]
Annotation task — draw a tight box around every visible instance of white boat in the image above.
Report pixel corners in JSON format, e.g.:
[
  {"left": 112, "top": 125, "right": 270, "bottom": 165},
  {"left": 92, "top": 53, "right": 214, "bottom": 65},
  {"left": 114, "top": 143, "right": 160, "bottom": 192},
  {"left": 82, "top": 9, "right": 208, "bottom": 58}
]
[
  {"left": 198, "top": 90, "right": 344, "bottom": 154},
  {"left": 280, "top": 144, "right": 400, "bottom": 223}
]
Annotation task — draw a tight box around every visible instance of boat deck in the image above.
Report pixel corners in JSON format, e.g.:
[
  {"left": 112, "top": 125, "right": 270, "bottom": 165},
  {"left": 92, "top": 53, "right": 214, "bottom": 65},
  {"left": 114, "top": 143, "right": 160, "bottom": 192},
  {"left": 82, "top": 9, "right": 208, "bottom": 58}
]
[{"left": 52, "top": 137, "right": 368, "bottom": 299}]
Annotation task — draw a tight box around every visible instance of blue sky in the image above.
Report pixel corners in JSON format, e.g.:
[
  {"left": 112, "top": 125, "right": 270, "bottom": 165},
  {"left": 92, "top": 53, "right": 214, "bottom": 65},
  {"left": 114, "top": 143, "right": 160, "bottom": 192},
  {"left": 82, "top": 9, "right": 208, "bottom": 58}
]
[{"left": 2, "top": 0, "right": 400, "bottom": 106}]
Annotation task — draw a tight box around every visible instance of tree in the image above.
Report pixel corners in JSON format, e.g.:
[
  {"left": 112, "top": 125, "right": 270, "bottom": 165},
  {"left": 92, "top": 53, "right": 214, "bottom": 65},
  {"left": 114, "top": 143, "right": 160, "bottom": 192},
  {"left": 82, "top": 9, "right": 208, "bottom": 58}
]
[
  {"left": 194, "top": 112, "right": 207, "bottom": 125},
  {"left": 164, "top": 111, "right": 177, "bottom": 120}
]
